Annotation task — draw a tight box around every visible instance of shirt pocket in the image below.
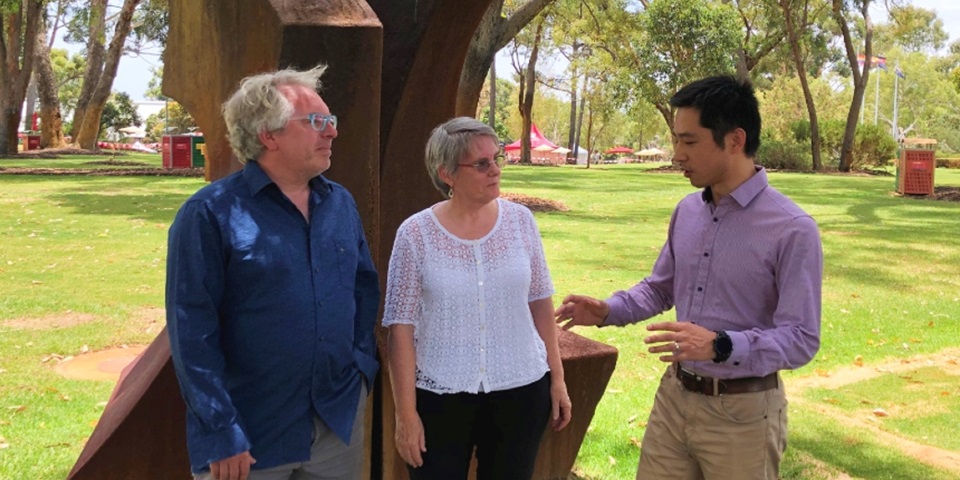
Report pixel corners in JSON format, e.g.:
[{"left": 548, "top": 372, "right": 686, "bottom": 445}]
[{"left": 335, "top": 239, "right": 359, "bottom": 289}]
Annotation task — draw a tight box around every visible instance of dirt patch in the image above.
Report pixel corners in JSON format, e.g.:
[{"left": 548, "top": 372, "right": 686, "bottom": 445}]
[
  {"left": 83, "top": 160, "right": 151, "bottom": 167},
  {"left": 929, "top": 186, "right": 960, "bottom": 202},
  {"left": 2, "top": 307, "right": 165, "bottom": 334},
  {"left": 0, "top": 166, "right": 203, "bottom": 177},
  {"left": 1, "top": 147, "right": 105, "bottom": 158},
  {"left": 1, "top": 312, "right": 97, "bottom": 330},
  {"left": 789, "top": 349, "right": 960, "bottom": 474},
  {"left": 53, "top": 345, "right": 147, "bottom": 382},
  {"left": 133, "top": 306, "right": 166, "bottom": 335},
  {"left": 501, "top": 192, "right": 569, "bottom": 213}
]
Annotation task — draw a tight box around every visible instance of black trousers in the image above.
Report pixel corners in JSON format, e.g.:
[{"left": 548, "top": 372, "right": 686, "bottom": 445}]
[{"left": 408, "top": 373, "right": 552, "bottom": 480}]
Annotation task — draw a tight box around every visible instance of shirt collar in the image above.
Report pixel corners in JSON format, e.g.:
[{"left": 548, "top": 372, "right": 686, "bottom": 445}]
[
  {"left": 241, "top": 161, "right": 333, "bottom": 196},
  {"left": 701, "top": 165, "right": 767, "bottom": 207}
]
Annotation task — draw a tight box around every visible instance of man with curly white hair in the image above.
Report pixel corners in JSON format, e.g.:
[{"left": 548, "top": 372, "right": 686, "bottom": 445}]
[{"left": 166, "top": 65, "right": 379, "bottom": 480}]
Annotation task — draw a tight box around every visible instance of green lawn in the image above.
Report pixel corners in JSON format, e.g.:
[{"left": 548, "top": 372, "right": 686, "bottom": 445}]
[{"left": 0, "top": 160, "right": 958, "bottom": 479}]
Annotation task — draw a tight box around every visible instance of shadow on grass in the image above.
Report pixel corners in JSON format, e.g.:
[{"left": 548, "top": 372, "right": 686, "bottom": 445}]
[{"left": 787, "top": 407, "right": 959, "bottom": 480}]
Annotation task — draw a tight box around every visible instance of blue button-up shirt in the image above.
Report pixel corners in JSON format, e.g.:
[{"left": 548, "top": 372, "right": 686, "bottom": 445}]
[
  {"left": 604, "top": 167, "right": 822, "bottom": 379},
  {"left": 166, "top": 161, "right": 379, "bottom": 473}
]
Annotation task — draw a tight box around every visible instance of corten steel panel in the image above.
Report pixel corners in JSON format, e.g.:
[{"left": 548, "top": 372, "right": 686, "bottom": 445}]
[
  {"left": 67, "top": 329, "right": 191, "bottom": 479},
  {"left": 365, "top": 0, "right": 497, "bottom": 476},
  {"left": 69, "top": 1, "right": 382, "bottom": 479}
]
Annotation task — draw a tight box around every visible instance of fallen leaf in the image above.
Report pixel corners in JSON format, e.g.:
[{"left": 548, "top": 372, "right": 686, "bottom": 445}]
[
  {"left": 866, "top": 339, "right": 875, "bottom": 346},
  {"left": 850, "top": 293, "right": 860, "bottom": 298},
  {"left": 853, "top": 355, "right": 864, "bottom": 367},
  {"left": 909, "top": 338, "right": 922, "bottom": 344},
  {"left": 941, "top": 392, "right": 951, "bottom": 396},
  {"left": 7, "top": 405, "right": 25, "bottom": 413},
  {"left": 608, "top": 456, "right": 617, "bottom": 466},
  {"left": 902, "top": 343, "right": 910, "bottom": 350},
  {"left": 815, "top": 369, "right": 831, "bottom": 377},
  {"left": 626, "top": 415, "right": 638, "bottom": 424},
  {"left": 928, "top": 321, "right": 935, "bottom": 327},
  {"left": 0, "top": 368, "right": 6, "bottom": 374},
  {"left": 872, "top": 408, "right": 890, "bottom": 417},
  {"left": 0, "top": 436, "right": 9, "bottom": 449},
  {"left": 824, "top": 398, "right": 839, "bottom": 404},
  {"left": 80, "top": 345, "right": 89, "bottom": 353},
  {"left": 607, "top": 389, "right": 622, "bottom": 394},
  {"left": 860, "top": 400, "right": 874, "bottom": 405},
  {"left": 629, "top": 437, "right": 642, "bottom": 447},
  {"left": 840, "top": 309, "right": 850, "bottom": 314}
]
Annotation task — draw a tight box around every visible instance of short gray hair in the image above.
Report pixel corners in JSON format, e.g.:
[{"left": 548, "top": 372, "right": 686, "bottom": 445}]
[
  {"left": 221, "top": 65, "right": 328, "bottom": 163},
  {"left": 425, "top": 117, "right": 498, "bottom": 198}
]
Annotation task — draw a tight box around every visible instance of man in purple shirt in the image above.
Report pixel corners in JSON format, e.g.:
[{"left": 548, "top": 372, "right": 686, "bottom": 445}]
[{"left": 555, "top": 75, "right": 822, "bottom": 479}]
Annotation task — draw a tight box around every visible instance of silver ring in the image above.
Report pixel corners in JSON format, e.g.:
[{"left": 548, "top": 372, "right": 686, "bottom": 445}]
[{"left": 674, "top": 341, "right": 681, "bottom": 353}]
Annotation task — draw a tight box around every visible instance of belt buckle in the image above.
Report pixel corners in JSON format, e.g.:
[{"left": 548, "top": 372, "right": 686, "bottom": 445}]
[{"left": 680, "top": 366, "right": 721, "bottom": 396}]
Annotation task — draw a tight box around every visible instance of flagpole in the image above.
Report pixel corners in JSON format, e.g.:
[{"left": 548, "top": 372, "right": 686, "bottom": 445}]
[
  {"left": 874, "top": 68, "right": 880, "bottom": 125},
  {"left": 892, "top": 60, "right": 900, "bottom": 141}
]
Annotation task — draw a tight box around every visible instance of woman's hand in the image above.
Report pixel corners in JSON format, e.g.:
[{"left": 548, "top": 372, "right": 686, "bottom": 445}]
[
  {"left": 550, "top": 379, "right": 573, "bottom": 431},
  {"left": 395, "top": 411, "right": 427, "bottom": 467}
]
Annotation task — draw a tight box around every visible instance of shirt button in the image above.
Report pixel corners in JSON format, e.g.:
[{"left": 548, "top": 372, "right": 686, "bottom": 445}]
[
  {"left": 713, "top": 217, "right": 719, "bottom": 223},
  {"left": 480, "top": 348, "right": 484, "bottom": 352},
  {"left": 697, "top": 287, "right": 703, "bottom": 292},
  {"left": 703, "top": 252, "right": 709, "bottom": 257},
  {"left": 478, "top": 281, "right": 483, "bottom": 286}
]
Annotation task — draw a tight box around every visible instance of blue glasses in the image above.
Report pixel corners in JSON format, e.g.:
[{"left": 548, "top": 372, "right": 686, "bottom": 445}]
[{"left": 290, "top": 113, "right": 338, "bottom": 132}]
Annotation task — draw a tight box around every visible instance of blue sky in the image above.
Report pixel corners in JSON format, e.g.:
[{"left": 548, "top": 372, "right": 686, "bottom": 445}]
[{"left": 98, "top": 0, "right": 960, "bottom": 102}]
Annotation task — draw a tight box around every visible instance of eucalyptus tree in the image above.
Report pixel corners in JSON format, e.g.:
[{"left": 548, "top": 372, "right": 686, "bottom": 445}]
[
  {"left": 71, "top": 0, "right": 142, "bottom": 149},
  {"left": 832, "top": 0, "right": 875, "bottom": 172},
  {"left": 777, "top": 0, "right": 834, "bottom": 170},
  {"left": 0, "top": 0, "right": 43, "bottom": 155},
  {"left": 35, "top": 15, "right": 66, "bottom": 148},
  {"left": 457, "top": 0, "right": 556, "bottom": 116},
  {"left": 602, "top": 0, "right": 741, "bottom": 132}
]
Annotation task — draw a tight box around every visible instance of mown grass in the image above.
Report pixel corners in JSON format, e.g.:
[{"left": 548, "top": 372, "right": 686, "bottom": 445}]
[{"left": 0, "top": 159, "right": 958, "bottom": 479}]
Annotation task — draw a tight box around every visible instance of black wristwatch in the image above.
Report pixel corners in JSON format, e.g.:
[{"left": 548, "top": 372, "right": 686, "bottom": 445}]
[{"left": 712, "top": 330, "right": 732, "bottom": 363}]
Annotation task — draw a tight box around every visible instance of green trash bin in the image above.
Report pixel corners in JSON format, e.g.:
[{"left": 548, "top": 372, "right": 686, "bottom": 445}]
[{"left": 190, "top": 136, "right": 205, "bottom": 167}]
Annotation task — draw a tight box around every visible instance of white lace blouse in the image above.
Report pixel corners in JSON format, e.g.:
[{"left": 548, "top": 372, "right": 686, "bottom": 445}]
[{"left": 382, "top": 198, "right": 555, "bottom": 394}]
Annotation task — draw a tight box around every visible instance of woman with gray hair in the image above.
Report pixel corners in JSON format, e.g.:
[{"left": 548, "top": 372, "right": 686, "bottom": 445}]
[{"left": 383, "top": 117, "right": 572, "bottom": 479}]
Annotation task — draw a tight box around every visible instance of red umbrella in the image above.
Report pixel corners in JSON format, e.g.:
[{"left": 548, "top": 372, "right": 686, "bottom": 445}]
[{"left": 604, "top": 146, "right": 634, "bottom": 154}]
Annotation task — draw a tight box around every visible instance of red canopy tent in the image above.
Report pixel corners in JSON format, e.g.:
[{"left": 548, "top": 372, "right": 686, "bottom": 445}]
[
  {"left": 504, "top": 123, "right": 560, "bottom": 151},
  {"left": 604, "top": 146, "right": 634, "bottom": 154},
  {"left": 504, "top": 124, "right": 563, "bottom": 164}
]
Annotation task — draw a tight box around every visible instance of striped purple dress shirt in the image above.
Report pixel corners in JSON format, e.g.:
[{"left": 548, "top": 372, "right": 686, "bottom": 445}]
[{"left": 604, "top": 167, "right": 822, "bottom": 379}]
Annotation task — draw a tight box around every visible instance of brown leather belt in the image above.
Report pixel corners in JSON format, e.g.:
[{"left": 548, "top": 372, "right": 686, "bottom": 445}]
[{"left": 675, "top": 364, "right": 778, "bottom": 396}]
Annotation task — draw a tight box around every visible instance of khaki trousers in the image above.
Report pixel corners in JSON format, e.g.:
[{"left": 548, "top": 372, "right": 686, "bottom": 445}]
[{"left": 636, "top": 367, "right": 787, "bottom": 480}]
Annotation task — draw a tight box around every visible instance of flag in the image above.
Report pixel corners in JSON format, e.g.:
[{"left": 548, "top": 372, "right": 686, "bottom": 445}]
[
  {"left": 856, "top": 54, "right": 887, "bottom": 70},
  {"left": 895, "top": 67, "right": 905, "bottom": 79},
  {"left": 874, "top": 55, "right": 887, "bottom": 71}
]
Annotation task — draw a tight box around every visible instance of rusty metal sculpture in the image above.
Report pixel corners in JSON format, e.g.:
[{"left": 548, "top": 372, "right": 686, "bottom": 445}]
[{"left": 67, "top": 1, "right": 617, "bottom": 479}]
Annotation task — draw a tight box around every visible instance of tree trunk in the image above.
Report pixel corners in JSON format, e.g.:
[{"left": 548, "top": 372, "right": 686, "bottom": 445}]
[
  {"left": 566, "top": 71, "right": 577, "bottom": 162},
  {"left": 573, "top": 80, "right": 586, "bottom": 166},
  {"left": 488, "top": 60, "right": 496, "bottom": 128},
  {"left": 0, "top": 1, "right": 43, "bottom": 155},
  {"left": 519, "top": 18, "right": 545, "bottom": 165},
  {"left": 75, "top": 0, "right": 142, "bottom": 150},
  {"left": 36, "top": 20, "right": 66, "bottom": 149},
  {"left": 584, "top": 106, "right": 594, "bottom": 169},
  {"left": 833, "top": 0, "right": 873, "bottom": 172},
  {"left": 780, "top": 0, "right": 822, "bottom": 170},
  {"left": 70, "top": 0, "right": 107, "bottom": 139},
  {"left": 655, "top": 102, "right": 675, "bottom": 134},
  {"left": 456, "top": 0, "right": 556, "bottom": 116}
]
